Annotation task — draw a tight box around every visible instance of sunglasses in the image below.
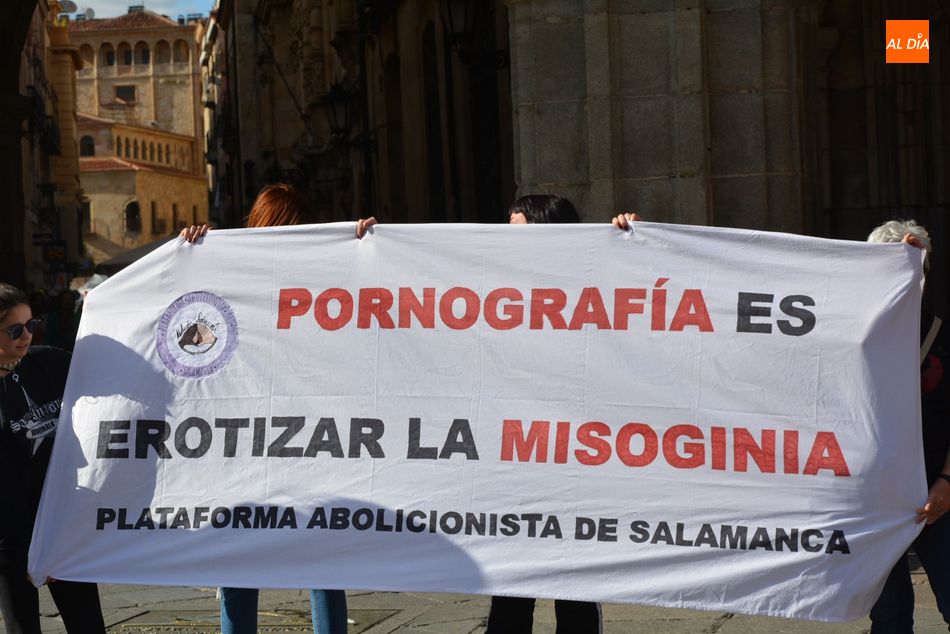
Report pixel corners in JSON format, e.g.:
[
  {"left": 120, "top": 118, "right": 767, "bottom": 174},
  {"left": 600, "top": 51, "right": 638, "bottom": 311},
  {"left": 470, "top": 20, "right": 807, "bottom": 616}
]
[{"left": 2, "top": 318, "right": 42, "bottom": 340}]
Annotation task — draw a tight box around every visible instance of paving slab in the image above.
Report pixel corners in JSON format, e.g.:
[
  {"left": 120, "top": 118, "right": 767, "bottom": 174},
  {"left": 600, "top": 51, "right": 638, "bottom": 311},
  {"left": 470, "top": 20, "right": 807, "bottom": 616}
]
[{"left": 19, "top": 565, "right": 946, "bottom": 633}]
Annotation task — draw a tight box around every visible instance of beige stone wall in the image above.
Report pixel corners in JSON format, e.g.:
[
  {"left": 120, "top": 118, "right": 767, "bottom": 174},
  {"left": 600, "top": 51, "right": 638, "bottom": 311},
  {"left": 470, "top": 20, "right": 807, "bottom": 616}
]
[
  {"left": 136, "top": 169, "right": 207, "bottom": 236},
  {"left": 82, "top": 170, "right": 138, "bottom": 247},
  {"left": 506, "top": 0, "right": 820, "bottom": 229},
  {"left": 82, "top": 167, "right": 206, "bottom": 256},
  {"left": 48, "top": 19, "right": 83, "bottom": 263},
  {"left": 72, "top": 25, "right": 202, "bottom": 140},
  {"left": 80, "top": 124, "right": 115, "bottom": 156},
  {"left": 18, "top": 2, "right": 86, "bottom": 288}
]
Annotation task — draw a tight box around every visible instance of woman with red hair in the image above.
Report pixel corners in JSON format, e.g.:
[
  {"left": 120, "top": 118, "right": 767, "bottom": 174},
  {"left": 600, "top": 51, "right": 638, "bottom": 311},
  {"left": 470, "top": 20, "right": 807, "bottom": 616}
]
[
  {"left": 180, "top": 183, "right": 376, "bottom": 240},
  {"left": 182, "top": 183, "right": 373, "bottom": 634}
]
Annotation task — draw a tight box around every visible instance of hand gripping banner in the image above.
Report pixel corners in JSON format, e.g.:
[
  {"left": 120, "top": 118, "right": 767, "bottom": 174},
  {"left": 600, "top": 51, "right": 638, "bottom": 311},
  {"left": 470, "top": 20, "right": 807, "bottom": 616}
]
[{"left": 29, "top": 222, "right": 926, "bottom": 621}]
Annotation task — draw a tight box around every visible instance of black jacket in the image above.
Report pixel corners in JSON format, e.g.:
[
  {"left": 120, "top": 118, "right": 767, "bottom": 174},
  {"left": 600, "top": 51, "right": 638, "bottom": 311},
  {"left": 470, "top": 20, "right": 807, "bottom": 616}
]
[
  {"left": 921, "top": 314, "right": 950, "bottom": 484},
  {"left": 0, "top": 346, "right": 69, "bottom": 564}
]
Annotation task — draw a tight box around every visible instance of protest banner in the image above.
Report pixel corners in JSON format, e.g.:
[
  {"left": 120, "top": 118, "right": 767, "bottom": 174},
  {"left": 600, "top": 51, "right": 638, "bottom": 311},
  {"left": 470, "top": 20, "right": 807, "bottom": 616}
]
[{"left": 29, "top": 222, "right": 926, "bottom": 621}]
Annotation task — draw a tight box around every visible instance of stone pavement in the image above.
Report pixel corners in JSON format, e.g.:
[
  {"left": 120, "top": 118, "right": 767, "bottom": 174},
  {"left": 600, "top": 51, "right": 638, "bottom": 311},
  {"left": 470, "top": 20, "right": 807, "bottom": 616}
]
[{"left": 28, "top": 564, "right": 945, "bottom": 633}]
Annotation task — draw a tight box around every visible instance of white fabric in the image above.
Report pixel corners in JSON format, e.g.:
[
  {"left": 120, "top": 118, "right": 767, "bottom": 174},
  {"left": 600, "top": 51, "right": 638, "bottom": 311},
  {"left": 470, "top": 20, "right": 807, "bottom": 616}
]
[{"left": 29, "top": 222, "right": 926, "bottom": 622}]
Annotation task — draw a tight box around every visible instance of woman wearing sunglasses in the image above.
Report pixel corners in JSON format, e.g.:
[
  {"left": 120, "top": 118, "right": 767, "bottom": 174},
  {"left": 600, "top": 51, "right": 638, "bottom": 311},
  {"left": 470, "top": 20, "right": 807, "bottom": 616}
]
[{"left": 0, "top": 282, "right": 106, "bottom": 633}]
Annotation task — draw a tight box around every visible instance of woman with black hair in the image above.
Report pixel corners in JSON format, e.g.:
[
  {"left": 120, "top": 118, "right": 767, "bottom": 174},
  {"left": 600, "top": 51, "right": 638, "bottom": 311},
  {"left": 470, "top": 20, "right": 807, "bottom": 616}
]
[
  {"left": 507, "top": 194, "right": 582, "bottom": 225},
  {"left": 0, "top": 282, "right": 105, "bottom": 633},
  {"left": 486, "top": 194, "right": 603, "bottom": 634}
]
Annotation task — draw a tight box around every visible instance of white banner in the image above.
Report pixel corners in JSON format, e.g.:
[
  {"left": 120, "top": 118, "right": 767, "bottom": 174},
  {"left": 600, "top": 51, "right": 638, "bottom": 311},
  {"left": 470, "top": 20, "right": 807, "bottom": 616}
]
[{"left": 30, "top": 222, "right": 926, "bottom": 621}]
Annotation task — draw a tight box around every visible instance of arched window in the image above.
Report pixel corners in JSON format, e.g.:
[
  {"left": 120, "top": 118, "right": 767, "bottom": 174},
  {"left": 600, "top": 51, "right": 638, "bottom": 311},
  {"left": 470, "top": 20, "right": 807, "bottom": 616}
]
[
  {"left": 125, "top": 201, "right": 142, "bottom": 233},
  {"left": 115, "top": 135, "right": 122, "bottom": 156},
  {"left": 165, "top": 144, "right": 171, "bottom": 164},
  {"left": 124, "top": 138, "right": 130, "bottom": 157},
  {"left": 116, "top": 42, "right": 132, "bottom": 66},
  {"left": 149, "top": 142, "right": 155, "bottom": 162},
  {"left": 79, "top": 44, "right": 94, "bottom": 68},
  {"left": 155, "top": 40, "right": 171, "bottom": 64},
  {"left": 173, "top": 39, "right": 190, "bottom": 63},
  {"left": 99, "top": 43, "right": 115, "bottom": 67},
  {"left": 79, "top": 135, "right": 95, "bottom": 157},
  {"left": 134, "top": 41, "right": 150, "bottom": 65},
  {"left": 133, "top": 139, "right": 139, "bottom": 159}
]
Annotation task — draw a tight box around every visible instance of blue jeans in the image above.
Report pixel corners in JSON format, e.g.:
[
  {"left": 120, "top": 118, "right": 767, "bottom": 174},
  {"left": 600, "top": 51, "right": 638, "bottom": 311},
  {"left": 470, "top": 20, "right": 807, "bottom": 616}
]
[
  {"left": 869, "top": 512, "right": 950, "bottom": 633},
  {"left": 220, "top": 587, "right": 347, "bottom": 634}
]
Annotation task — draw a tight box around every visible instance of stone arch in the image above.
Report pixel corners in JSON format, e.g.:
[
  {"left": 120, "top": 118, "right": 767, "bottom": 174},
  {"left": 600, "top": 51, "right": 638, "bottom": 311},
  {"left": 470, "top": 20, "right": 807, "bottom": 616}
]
[
  {"left": 134, "top": 41, "right": 150, "bottom": 65},
  {"left": 173, "top": 39, "right": 190, "bottom": 63},
  {"left": 99, "top": 43, "right": 115, "bottom": 67},
  {"left": 79, "top": 135, "right": 95, "bottom": 157},
  {"left": 149, "top": 142, "right": 155, "bottom": 162},
  {"left": 115, "top": 135, "right": 122, "bottom": 156},
  {"left": 124, "top": 138, "right": 130, "bottom": 157},
  {"left": 124, "top": 201, "right": 142, "bottom": 233},
  {"left": 116, "top": 41, "right": 132, "bottom": 66},
  {"left": 155, "top": 40, "right": 171, "bottom": 64},
  {"left": 165, "top": 144, "right": 171, "bottom": 164},
  {"left": 133, "top": 139, "right": 139, "bottom": 159},
  {"left": 79, "top": 44, "right": 94, "bottom": 67}
]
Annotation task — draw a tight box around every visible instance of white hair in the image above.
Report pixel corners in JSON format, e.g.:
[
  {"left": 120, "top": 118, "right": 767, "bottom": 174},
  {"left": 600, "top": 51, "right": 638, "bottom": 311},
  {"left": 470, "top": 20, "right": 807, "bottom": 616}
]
[{"left": 867, "top": 219, "right": 932, "bottom": 251}]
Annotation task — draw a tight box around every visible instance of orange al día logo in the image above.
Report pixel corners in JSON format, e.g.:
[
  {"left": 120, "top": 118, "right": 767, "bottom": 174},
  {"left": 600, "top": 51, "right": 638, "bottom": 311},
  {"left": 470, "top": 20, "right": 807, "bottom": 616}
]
[{"left": 886, "top": 20, "right": 929, "bottom": 63}]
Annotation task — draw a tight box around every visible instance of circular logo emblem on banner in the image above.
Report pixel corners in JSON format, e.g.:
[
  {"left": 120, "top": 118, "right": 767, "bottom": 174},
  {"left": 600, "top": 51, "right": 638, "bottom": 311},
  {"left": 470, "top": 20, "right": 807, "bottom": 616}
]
[{"left": 157, "top": 291, "right": 238, "bottom": 378}]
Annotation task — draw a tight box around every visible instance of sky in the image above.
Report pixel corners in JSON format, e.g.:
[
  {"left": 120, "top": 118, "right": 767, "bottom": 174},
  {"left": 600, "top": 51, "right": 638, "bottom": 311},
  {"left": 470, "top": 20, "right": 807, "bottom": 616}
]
[{"left": 66, "top": 1, "right": 212, "bottom": 19}]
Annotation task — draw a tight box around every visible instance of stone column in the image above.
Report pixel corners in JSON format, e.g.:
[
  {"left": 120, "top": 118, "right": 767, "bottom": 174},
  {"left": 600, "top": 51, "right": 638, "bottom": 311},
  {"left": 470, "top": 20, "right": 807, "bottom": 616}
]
[
  {"left": 506, "top": 0, "right": 820, "bottom": 230},
  {"left": 507, "top": 1, "right": 592, "bottom": 213},
  {"left": 506, "top": 0, "right": 710, "bottom": 222}
]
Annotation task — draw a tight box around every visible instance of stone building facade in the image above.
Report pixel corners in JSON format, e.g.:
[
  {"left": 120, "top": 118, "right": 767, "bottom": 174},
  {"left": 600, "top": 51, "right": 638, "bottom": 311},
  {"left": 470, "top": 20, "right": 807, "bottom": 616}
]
[
  {"left": 77, "top": 112, "right": 207, "bottom": 260},
  {"left": 359, "top": 1, "right": 515, "bottom": 223},
  {"left": 505, "top": 0, "right": 949, "bottom": 309},
  {"left": 203, "top": 0, "right": 514, "bottom": 226},
  {"left": 0, "top": 1, "right": 39, "bottom": 289},
  {"left": 200, "top": 0, "right": 948, "bottom": 310},
  {"left": 67, "top": 7, "right": 208, "bottom": 257},
  {"left": 18, "top": 0, "right": 84, "bottom": 291},
  {"left": 78, "top": 157, "right": 207, "bottom": 263},
  {"left": 70, "top": 9, "right": 204, "bottom": 142},
  {"left": 203, "top": 0, "right": 356, "bottom": 227}
]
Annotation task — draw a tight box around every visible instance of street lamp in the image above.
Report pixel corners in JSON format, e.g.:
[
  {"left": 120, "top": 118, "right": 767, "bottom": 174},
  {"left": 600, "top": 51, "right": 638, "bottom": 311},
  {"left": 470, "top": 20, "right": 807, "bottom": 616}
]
[
  {"left": 438, "top": 0, "right": 508, "bottom": 70},
  {"left": 321, "top": 82, "right": 352, "bottom": 144},
  {"left": 439, "top": 0, "right": 476, "bottom": 51}
]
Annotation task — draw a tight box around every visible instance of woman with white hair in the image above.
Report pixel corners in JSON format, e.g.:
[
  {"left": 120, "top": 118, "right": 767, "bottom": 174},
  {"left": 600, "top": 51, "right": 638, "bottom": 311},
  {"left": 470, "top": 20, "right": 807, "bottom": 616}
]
[{"left": 866, "top": 219, "right": 950, "bottom": 632}]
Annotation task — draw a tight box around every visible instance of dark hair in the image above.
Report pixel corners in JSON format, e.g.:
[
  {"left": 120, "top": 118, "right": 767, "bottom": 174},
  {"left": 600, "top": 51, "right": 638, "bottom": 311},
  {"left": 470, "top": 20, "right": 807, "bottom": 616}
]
[
  {"left": 0, "top": 283, "right": 28, "bottom": 321},
  {"left": 507, "top": 195, "right": 580, "bottom": 224},
  {"left": 245, "top": 183, "right": 317, "bottom": 228}
]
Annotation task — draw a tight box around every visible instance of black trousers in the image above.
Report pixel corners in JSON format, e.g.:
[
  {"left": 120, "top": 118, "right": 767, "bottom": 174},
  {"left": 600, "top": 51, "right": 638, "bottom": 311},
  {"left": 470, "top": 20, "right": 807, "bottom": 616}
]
[
  {"left": 0, "top": 564, "right": 105, "bottom": 634},
  {"left": 486, "top": 595, "right": 601, "bottom": 634}
]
